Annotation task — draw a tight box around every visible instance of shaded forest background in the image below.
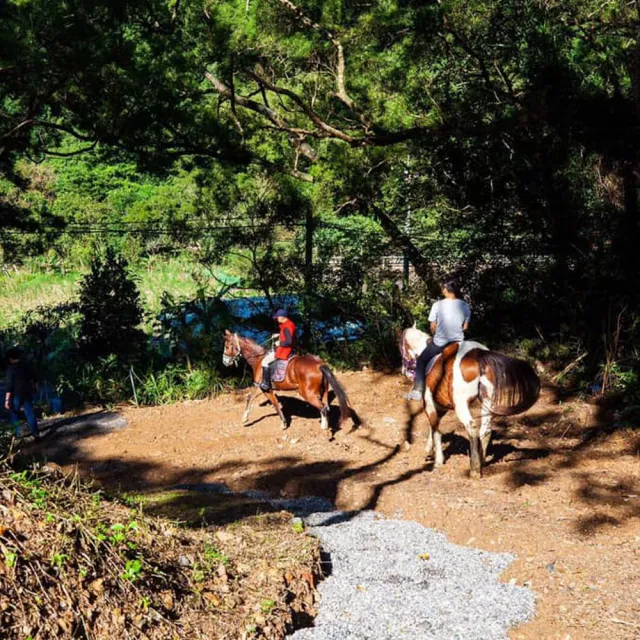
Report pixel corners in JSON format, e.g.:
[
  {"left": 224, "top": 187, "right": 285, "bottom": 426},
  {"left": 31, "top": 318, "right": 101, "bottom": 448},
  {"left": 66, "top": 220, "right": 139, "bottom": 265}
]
[{"left": 1, "top": 0, "right": 639, "bottom": 412}]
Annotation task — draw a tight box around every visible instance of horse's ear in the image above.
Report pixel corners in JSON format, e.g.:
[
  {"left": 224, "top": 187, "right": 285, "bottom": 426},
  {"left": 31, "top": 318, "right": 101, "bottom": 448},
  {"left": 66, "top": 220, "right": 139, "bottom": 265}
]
[{"left": 224, "top": 329, "right": 231, "bottom": 336}]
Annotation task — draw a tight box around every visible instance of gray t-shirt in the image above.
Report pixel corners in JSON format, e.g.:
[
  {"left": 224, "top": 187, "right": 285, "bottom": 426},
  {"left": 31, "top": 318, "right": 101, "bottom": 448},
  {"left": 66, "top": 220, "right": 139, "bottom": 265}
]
[{"left": 429, "top": 298, "right": 471, "bottom": 347}]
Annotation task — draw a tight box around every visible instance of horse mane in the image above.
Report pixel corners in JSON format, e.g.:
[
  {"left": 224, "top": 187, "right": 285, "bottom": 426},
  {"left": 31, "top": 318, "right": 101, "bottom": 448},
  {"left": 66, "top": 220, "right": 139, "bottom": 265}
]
[{"left": 237, "top": 334, "right": 267, "bottom": 358}]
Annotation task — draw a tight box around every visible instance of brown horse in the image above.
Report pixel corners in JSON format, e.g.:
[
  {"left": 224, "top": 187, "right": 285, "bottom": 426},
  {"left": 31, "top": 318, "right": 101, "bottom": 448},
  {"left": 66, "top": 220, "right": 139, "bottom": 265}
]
[
  {"left": 222, "top": 330, "right": 354, "bottom": 432},
  {"left": 401, "top": 327, "right": 540, "bottom": 478}
]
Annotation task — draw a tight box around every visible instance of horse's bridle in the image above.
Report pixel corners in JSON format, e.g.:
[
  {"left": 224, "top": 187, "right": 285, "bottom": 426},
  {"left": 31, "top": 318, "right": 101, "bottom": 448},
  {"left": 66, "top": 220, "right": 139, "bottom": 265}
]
[{"left": 222, "top": 333, "right": 243, "bottom": 367}]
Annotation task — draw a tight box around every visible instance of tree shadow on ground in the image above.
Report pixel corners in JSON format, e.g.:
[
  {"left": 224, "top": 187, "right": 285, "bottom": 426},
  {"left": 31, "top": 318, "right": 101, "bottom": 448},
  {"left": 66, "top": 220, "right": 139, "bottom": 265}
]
[
  {"left": 242, "top": 391, "right": 362, "bottom": 434},
  {"left": 10, "top": 380, "right": 639, "bottom": 537}
]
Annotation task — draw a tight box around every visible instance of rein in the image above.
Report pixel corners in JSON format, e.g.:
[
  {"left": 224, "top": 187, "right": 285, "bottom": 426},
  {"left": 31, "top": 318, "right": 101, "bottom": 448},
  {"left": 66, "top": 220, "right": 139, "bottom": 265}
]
[{"left": 225, "top": 333, "right": 266, "bottom": 367}]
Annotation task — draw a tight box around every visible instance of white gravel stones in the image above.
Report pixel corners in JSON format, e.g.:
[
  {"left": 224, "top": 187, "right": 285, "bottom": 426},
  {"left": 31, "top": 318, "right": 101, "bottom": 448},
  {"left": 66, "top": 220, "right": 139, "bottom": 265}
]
[{"left": 286, "top": 506, "right": 535, "bottom": 640}]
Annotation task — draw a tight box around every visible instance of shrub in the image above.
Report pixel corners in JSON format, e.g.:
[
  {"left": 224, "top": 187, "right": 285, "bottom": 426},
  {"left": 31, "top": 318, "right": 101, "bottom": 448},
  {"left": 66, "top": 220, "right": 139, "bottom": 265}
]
[{"left": 78, "top": 248, "right": 145, "bottom": 362}]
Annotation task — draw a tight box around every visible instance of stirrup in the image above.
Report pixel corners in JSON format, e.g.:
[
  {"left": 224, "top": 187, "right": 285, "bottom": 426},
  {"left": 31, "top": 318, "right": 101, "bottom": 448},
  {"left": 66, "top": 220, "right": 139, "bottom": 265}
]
[{"left": 404, "top": 387, "right": 424, "bottom": 401}]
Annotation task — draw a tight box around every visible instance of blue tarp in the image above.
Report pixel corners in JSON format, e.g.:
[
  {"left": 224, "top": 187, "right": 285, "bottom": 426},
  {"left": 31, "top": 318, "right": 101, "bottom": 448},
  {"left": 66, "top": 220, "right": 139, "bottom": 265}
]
[{"left": 158, "top": 294, "right": 365, "bottom": 350}]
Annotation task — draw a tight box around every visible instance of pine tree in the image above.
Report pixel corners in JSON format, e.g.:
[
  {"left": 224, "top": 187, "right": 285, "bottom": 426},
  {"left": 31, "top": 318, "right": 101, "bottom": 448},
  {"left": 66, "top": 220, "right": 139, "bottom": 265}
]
[{"left": 78, "top": 248, "right": 144, "bottom": 361}]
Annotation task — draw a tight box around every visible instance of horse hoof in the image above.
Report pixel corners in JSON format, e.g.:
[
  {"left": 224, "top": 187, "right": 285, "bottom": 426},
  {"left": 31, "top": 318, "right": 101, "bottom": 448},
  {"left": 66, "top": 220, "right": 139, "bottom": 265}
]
[{"left": 469, "top": 469, "right": 482, "bottom": 479}]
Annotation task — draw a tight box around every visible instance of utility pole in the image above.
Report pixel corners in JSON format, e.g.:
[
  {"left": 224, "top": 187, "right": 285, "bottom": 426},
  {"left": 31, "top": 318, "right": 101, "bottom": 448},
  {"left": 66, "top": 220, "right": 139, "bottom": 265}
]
[
  {"left": 303, "top": 205, "right": 314, "bottom": 346},
  {"left": 403, "top": 156, "right": 412, "bottom": 291}
]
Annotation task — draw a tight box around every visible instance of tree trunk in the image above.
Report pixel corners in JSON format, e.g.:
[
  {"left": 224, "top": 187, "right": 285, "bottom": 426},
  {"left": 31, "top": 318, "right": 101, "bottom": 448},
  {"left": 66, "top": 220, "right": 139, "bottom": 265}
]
[
  {"left": 373, "top": 207, "right": 439, "bottom": 293},
  {"left": 619, "top": 161, "right": 640, "bottom": 289}
]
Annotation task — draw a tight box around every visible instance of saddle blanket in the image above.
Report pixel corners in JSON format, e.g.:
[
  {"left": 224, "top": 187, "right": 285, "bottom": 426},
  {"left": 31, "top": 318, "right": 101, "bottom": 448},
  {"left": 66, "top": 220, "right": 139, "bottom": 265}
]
[
  {"left": 402, "top": 353, "right": 441, "bottom": 380},
  {"left": 270, "top": 357, "right": 294, "bottom": 383}
]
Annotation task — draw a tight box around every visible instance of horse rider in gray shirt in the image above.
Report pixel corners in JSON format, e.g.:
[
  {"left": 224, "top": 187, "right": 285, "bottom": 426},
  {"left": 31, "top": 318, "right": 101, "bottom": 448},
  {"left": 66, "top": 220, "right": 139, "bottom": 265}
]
[{"left": 405, "top": 280, "right": 471, "bottom": 401}]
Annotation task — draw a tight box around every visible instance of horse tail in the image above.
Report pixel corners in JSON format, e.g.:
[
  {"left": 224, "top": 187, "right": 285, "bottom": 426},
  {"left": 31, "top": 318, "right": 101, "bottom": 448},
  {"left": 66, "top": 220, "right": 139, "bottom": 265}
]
[
  {"left": 320, "top": 365, "right": 352, "bottom": 428},
  {"left": 476, "top": 351, "right": 540, "bottom": 416}
]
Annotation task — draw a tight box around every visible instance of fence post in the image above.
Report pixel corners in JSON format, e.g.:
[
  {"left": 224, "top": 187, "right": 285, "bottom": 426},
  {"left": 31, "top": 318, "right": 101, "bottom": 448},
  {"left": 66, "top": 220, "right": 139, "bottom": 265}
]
[{"left": 129, "top": 367, "right": 139, "bottom": 408}]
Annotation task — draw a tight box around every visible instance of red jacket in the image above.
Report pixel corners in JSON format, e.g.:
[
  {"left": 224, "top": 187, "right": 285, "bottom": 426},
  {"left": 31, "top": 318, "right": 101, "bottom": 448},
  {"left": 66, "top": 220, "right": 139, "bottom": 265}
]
[{"left": 275, "top": 319, "right": 296, "bottom": 359}]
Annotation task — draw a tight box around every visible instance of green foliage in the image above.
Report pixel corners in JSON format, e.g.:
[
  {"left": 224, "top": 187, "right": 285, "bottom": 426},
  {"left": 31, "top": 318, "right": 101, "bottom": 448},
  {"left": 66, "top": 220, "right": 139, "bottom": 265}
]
[
  {"left": 155, "top": 283, "right": 234, "bottom": 367},
  {"left": 132, "top": 365, "right": 229, "bottom": 406},
  {"left": 2, "top": 548, "right": 17, "bottom": 569},
  {"left": 192, "top": 542, "right": 230, "bottom": 583},
  {"left": 2, "top": 0, "right": 640, "bottom": 407},
  {"left": 77, "top": 248, "right": 145, "bottom": 361},
  {"left": 10, "top": 471, "right": 49, "bottom": 510},
  {"left": 260, "top": 599, "right": 276, "bottom": 614},
  {"left": 121, "top": 558, "right": 144, "bottom": 582}
]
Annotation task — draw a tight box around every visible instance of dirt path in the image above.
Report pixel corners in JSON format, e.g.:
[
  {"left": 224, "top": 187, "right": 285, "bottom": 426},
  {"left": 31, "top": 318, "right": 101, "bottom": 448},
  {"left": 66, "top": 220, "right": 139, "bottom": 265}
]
[{"left": 34, "top": 371, "right": 640, "bottom": 640}]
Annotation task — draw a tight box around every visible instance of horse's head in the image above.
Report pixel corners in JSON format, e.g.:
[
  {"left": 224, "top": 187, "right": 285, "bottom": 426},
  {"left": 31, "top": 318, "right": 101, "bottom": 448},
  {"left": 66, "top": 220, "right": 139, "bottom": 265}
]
[
  {"left": 403, "top": 325, "right": 430, "bottom": 359},
  {"left": 222, "top": 329, "right": 242, "bottom": 367}
]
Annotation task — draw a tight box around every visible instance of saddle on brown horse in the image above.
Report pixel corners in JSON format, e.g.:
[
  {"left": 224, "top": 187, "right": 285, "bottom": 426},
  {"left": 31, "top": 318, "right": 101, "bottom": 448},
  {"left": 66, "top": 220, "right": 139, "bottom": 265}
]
[
  {"left": 222, "top": 330, "right": 357, "bottom": 433},
  {"left": 270, "top": 356, "right": 295, "bottom": 383}
]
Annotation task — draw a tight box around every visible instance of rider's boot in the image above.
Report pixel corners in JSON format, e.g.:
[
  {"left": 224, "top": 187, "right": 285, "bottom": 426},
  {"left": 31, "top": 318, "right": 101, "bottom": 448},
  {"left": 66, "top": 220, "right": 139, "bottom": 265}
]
[
  {"left": 259, "top": 366, "right": 271, "bottom": 392},
  {"left": 404, "top": 380, "right": 425, "bottom": 401}
]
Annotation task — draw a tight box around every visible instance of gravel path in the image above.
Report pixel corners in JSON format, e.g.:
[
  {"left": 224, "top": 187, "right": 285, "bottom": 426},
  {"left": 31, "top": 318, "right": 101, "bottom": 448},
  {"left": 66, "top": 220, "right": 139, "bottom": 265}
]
[
  {"left": 278, "top": 498, "right": 535, "bottom": 640},
  {"left": 163, "top": 488, "right": 535, "bottom": 639}
]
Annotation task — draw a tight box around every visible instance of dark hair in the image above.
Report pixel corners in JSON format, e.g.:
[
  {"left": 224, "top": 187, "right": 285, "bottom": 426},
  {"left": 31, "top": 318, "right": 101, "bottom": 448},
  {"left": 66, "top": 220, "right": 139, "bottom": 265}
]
[
  {"left": 6, "top": 346, "right": 23, "bottom": 361},
  {"left": 442, "top": 280, "right": 461, "bottom": 297}
]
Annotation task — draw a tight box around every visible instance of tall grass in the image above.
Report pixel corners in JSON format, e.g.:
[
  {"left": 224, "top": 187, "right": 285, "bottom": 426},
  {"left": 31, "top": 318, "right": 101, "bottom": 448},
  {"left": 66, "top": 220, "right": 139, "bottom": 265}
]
[
  {"left": 132, "top": 365, "right": 230, "bottom": 405},
  {"left": 0, "top": 255, "right": 207, "bottom": 328},
  {"left": 0, "top": 269, "right": 80, "bottom": 326},
  {"left": 59, "top": 357, "right": 236, "bottom": 407}
]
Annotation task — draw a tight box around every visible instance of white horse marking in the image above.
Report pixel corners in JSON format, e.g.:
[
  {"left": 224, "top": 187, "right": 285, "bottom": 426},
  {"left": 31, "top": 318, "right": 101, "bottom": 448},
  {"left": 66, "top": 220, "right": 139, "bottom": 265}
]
[
  {"left": 424, "top": 386, "right": 437, "bottom": 458},
  {"left": 401, "top": 324, "right": 430, "bottom": 379},
  {"left": 479, "top": 375, "right": 495, "bottom": 437},
  {"left": 320, "top": 406, "right": 329, "bottom": 431},
  {"left": 452, "top": 341, "right": 489, "bottom": 437}
]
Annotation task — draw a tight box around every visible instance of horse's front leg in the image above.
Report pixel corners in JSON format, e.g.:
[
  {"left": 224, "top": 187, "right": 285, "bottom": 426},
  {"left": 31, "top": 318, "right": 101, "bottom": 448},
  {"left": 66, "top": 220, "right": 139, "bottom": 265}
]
[
  {"left": 242, "top": 387, "right": 260, "bottom": 425},
  {"left": 265, "top": 390, "right": 287, "bottom": 429},
  {"left": 424, "top": 389, "right": 444, "bottom": 466}
]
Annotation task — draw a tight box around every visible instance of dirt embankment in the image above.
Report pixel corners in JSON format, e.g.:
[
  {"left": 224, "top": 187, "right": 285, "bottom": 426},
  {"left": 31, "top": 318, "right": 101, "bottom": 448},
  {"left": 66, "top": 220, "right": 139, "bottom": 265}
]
[
  {"left": 32, "top": 371, "right": 640, "bottom": 640},
  {"left": 0, "top": 458, "right": 321, "bottom": 640}
]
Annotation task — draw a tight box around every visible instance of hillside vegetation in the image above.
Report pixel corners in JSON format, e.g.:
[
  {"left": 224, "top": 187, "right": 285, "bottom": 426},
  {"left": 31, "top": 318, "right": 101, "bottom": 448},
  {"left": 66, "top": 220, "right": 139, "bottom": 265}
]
[
  {"left": 1, "top": 1, "right": 639, "bottom": 410},
  {"left": 0, "top": 454, "right": 320, "bottom": 639}
]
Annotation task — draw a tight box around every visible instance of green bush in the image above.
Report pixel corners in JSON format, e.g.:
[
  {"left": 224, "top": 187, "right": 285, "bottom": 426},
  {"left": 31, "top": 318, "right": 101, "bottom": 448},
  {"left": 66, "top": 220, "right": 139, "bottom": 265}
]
[
  {"left": 132, "top": 365, "right": 230, "bottom": 406},
  {"left": 78, "top": 248, "right": 145, "bottom": 362}
]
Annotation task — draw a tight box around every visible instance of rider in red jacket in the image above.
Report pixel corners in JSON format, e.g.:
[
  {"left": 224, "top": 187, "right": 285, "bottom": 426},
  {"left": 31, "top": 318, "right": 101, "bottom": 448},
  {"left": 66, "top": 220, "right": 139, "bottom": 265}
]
[{"left": 260, "top": 309, "right": 296, "bottom": 391}]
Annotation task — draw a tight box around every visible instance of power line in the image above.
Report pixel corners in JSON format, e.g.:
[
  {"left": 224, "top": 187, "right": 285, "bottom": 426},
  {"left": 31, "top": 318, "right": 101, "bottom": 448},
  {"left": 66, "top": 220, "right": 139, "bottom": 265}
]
[
  {"left": 2, "top": 221, "right": 550, "bottom": 254},
  {"left": 0, "top": 220, "right": 483, "bottom": 239}
]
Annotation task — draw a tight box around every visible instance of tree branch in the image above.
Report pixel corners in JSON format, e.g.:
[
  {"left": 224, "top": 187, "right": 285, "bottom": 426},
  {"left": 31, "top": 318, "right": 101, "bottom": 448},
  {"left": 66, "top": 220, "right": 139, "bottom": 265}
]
[
  {"left": 246, "top": 69, "right": 355, "bottom": 142},
  {"left": 205, "top": 71, "right": 290, "bottom": 130},
  {"left": 0, "top": 119, "right": 35, "bottom": 141},
  {"left": 272, "top": 0, "right": 372, "bottom": 128},
  {"left": 34, "top": 142, "right": 98, "bottom": 157}
]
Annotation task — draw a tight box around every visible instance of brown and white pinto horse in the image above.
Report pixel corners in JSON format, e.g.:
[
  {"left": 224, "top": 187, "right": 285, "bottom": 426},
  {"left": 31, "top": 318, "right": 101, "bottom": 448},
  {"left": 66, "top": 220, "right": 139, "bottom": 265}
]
[
  {"left": 400, "top": 327, "right": 540, "bottom": 478},
  {"left": 222, "top": 330, "right": 354, "bottom": 432}
]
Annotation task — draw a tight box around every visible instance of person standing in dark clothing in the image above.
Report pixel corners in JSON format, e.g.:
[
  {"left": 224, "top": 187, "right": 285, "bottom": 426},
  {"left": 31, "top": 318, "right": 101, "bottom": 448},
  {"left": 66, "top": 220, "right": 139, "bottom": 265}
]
[{"left": 4, "top": 347, "right": 39, "bottom": 439}]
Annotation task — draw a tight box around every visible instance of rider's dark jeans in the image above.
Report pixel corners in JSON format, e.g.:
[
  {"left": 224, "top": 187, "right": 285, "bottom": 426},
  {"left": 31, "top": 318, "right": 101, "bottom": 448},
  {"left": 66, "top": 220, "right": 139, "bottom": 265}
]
[
  {"left": 414, "top": 342, "right": 444, "bottom": 389},
  {"left": 9, "top": 395, "right": 39, "bottom": 437}
]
